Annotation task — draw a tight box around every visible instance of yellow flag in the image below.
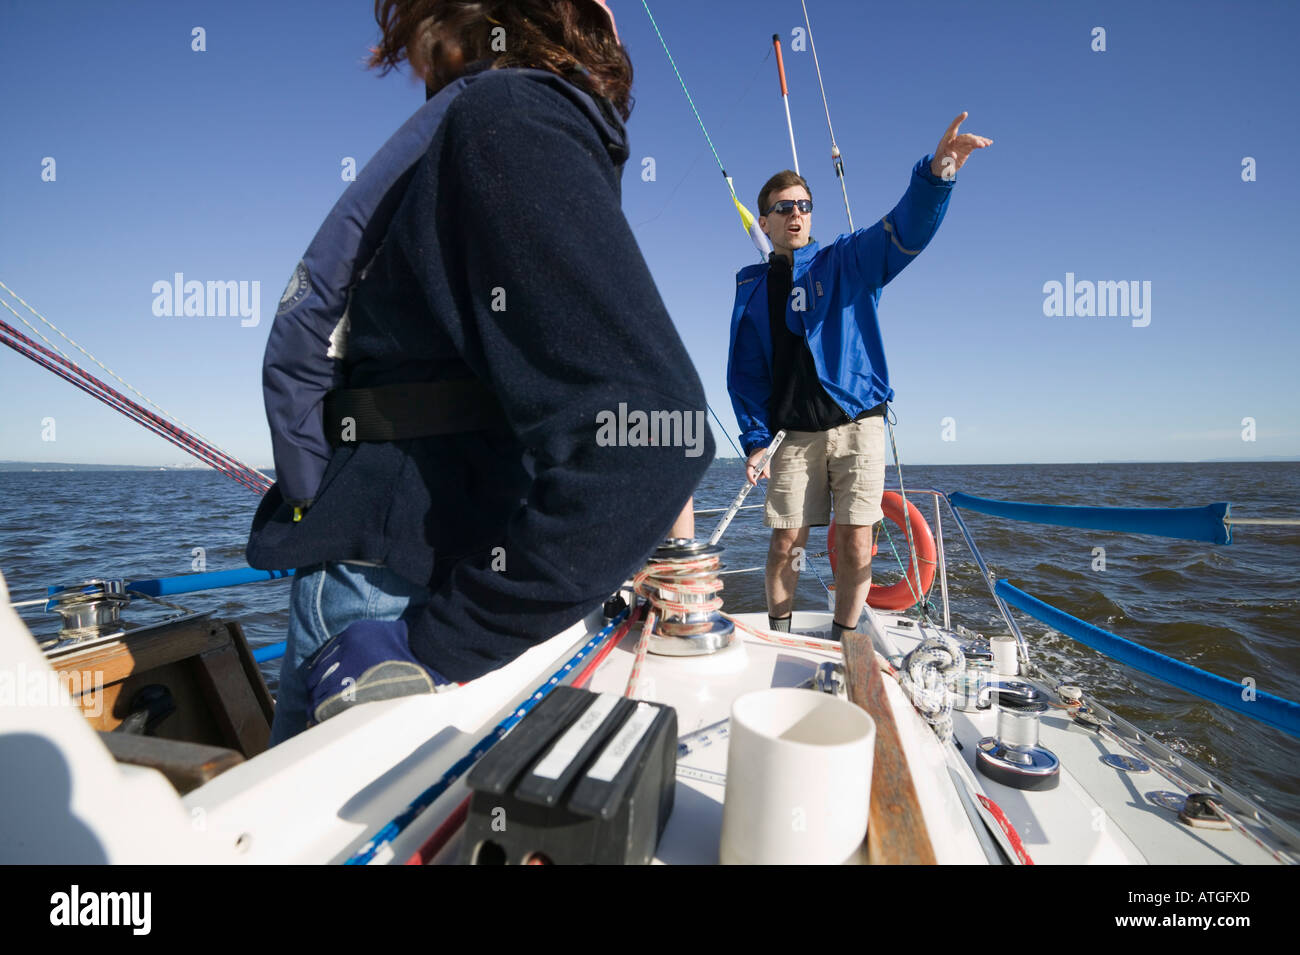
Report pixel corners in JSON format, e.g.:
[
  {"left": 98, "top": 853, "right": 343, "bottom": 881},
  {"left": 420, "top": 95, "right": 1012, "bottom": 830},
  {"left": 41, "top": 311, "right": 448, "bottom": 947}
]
[{"left": 728, "top": 177, "right": 772, "bottom": 259}]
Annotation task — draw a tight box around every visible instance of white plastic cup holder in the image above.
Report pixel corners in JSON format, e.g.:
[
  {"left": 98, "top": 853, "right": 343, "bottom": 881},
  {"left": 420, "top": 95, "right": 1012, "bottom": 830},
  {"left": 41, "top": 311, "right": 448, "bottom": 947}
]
[{"left": 719, "top": 688, "right": 876, "bottom": 865}]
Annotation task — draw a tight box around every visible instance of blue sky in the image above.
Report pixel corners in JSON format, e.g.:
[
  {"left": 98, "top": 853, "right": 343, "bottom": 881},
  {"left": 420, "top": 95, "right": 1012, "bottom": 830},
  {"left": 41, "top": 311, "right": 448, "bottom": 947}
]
[{"left": 1, "top": 0, "right": 1296, "bottom": 467}]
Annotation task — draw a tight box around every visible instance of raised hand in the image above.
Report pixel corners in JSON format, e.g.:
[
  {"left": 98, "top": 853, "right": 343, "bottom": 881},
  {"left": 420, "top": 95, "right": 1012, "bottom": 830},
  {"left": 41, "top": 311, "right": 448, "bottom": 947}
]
[{"left": 930, "top": 112, "right": 992, "bottom": 180}]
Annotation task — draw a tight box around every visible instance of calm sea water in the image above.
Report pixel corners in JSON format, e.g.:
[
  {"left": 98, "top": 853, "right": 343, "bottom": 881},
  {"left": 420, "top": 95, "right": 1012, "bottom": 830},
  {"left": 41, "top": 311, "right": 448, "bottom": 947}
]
[{"left": 2, "top": 462, "right": 1297, "bottom": 827}]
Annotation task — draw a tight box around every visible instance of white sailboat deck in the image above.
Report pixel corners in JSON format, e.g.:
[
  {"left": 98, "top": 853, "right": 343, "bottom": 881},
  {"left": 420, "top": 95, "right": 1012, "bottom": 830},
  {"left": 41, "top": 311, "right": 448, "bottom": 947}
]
[
  {"left": 3, "top": 567, "right": 1295, "bottom": 864},
  {"left": 580, "top": 609, "right": 1290, "bottom": 865}
]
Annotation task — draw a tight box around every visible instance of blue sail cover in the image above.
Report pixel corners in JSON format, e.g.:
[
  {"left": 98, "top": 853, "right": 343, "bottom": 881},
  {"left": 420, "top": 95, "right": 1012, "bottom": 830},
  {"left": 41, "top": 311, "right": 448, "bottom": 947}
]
[
  {"left": 948, "top": 492, "right": 1231, "bottom": 545},
  {"left": 996, "top": 581, "right": 1300, "bottom": 738}
]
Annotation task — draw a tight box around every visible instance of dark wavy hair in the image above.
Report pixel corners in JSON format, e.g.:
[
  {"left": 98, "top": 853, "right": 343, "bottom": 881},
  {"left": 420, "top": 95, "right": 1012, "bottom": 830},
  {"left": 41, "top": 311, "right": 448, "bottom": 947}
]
[{"left": 369, "top": 0, "right": 633, "bottom": 120}]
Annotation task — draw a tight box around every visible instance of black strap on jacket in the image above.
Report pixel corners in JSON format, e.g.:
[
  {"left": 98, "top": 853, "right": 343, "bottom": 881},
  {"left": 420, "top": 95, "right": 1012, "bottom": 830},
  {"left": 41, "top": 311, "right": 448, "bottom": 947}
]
[{"left": 323, "top": 379, "right": 508, "bottom": 447}]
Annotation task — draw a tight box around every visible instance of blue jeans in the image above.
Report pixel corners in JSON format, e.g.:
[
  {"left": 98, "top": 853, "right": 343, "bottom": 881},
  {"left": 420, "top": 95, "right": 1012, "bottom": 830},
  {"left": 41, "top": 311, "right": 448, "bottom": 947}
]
[{"left": 269, "top": 562, "right": 430, "bottom": 745}]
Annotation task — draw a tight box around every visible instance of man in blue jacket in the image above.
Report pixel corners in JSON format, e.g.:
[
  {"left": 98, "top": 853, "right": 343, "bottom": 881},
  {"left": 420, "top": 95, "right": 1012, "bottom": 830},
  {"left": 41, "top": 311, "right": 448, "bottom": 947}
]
[{"left": 727, "top": 113, "right": 990, "bottom": 639}]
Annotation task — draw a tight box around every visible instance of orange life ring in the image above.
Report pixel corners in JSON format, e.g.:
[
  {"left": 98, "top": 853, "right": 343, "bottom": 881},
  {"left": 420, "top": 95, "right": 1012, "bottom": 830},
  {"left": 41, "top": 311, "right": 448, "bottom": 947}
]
[{"left": 828, "top": 490, "right": 938, "bottom": 612}]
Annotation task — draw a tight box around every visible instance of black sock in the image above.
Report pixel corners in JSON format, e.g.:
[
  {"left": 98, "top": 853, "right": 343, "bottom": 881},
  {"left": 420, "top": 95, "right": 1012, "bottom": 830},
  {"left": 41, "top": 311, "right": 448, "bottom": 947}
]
[
  {"left": 831, "top": 619, "right": 858, "bottom": 641},
  {"left": 768, "top": 614, "right": 792, "bottom": 633}
]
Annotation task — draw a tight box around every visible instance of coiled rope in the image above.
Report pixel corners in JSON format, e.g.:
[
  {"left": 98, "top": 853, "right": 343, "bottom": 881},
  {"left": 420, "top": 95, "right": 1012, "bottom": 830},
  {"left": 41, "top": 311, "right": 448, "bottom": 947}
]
[
  {"left": 625, "top": 552, "right": 725, "bottom": 697},
  {"left": 897, "top": 626, "right": 964, "bottom": 742}
]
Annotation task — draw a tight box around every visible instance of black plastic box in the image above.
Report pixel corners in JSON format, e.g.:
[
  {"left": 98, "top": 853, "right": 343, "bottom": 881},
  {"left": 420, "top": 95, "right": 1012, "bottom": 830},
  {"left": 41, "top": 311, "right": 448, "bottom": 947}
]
[{"left": 460, "top": 686, "right": 677, "bottom": 864}]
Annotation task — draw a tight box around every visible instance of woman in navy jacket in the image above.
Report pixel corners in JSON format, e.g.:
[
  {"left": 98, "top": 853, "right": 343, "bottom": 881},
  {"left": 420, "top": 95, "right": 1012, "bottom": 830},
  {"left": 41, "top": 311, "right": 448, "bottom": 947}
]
[{"left": 248, "top": 0, "right": 712, "bottom": 740}]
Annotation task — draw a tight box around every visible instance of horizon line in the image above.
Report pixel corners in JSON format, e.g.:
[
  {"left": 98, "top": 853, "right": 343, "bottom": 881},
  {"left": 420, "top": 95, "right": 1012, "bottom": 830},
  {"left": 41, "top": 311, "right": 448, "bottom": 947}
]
[{"left": 3, "top": 457, "right": 1298, "bottom": 470}]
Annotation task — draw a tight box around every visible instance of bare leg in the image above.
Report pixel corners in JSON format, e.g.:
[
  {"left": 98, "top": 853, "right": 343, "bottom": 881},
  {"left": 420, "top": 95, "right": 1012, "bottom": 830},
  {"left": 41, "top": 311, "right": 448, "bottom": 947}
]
[
  {"left": 832, "top": 522, "right": 874, "bottom": 629},
  {"left": 766, "top": 526, "right": 810, "bottom": 619},
  {"left": 667, "top": 497, "right": 695, "bottom": 540}
]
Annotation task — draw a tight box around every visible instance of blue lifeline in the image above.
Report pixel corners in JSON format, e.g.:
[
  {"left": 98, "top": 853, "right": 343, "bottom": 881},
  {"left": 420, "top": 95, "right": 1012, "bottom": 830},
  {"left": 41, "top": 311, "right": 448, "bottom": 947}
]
[{"left": 726, "top": 155, "right": 955, "bottom": 456}]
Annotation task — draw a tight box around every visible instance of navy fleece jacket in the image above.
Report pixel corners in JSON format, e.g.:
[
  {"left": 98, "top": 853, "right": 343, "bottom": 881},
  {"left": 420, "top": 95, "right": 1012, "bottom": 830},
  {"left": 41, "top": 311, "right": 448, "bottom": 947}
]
[{"left": 246, "top": 70, "right": 713, "bottom": 680}]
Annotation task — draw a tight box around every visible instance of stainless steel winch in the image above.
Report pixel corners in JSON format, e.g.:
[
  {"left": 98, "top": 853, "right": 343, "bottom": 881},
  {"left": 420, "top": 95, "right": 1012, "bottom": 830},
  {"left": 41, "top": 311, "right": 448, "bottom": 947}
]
[
  {"left": 643, "top": 539, "right": 735, "bottom": 656},
  {"left": 39, "top": 578, "right": 131, "bottom": 652},
  {"left": 37, "top": 577, "right": 206, "bottom": 655},
  {"left": 974, "top": 681, "right": 1061, "bottom": 791}
]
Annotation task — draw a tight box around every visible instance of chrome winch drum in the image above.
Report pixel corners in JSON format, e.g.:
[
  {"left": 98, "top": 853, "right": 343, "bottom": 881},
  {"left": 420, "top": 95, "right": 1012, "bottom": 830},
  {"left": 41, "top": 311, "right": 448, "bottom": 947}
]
[
  {"left": 643, "top": 540, "right": 735, "bottom": 656},
  {"left": 975, "top": 681, "right": 1060, "bottom": 791},
  {"left": 42, "top": 578, "right": 130, "bottom": 649}
]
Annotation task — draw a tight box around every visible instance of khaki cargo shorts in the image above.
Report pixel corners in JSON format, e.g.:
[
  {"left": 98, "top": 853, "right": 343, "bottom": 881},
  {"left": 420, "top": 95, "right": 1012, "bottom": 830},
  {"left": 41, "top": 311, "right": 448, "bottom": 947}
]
[{"left": 764, "top": 417, "right": 886, "bottom": 529}]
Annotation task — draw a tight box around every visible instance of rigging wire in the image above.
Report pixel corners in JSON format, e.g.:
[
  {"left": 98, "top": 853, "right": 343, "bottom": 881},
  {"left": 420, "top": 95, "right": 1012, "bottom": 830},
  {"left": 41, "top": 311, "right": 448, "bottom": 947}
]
[
  {"left": 0, "top": 297, "right": 271, "bottom": 494},
  {"left": 638, "top": 0, "right": 771, "bottom": 259},
  {"left": 886, "top": 410, "right": 930, "bottom": 623},
  {"left": 798, "top": 0, "right": 854, "bottom": 230},
  {"left": 0, "top": 280, "right": 272, "bottom": 489},
  {"left": 0, "top": 327, "right": 268, "bottom": 495},
  {"left": 708, "top": 403, "right": 744, "bottom": 459},
  {"left": 630, "top": 46, "right": 772, "bottom": 231},
  {"left": 0, "top": 320, "right": 270, "bottom": 495},
  {"left": 637, "top": 0, "right": 728, "bottom": 178}
]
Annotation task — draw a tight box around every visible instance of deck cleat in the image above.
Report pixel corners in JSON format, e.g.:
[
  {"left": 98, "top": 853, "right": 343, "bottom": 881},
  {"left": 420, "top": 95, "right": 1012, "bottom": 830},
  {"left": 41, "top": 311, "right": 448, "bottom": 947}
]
[
  {"left": 975, "top": 681, "right": 1061, "bottom": 791},
  {"left": 1178, "top": 793, "right": 1232, "bottom": 830},
  {"left": 642, "top": 540, "right": 735, "bottom": 656}
]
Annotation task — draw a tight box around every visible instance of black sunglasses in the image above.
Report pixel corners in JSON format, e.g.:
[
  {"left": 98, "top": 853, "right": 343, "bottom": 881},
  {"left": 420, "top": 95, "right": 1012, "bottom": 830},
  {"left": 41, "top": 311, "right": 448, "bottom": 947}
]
[{"left": 764, "top": 198, "right": 813, "bottom": 216}]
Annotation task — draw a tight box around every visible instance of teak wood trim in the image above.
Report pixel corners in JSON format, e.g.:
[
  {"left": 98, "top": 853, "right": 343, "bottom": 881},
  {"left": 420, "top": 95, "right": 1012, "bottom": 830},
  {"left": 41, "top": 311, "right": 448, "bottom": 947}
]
[
  {"left": 842, "top": 630, "right": 938, "bottom": 865},
  {"left": 52, "top": 618, "right": 273, "bottom": 758},
  {"left": 223, "top": 620, "right": 275, "bottom": 727},
  {"left": 195, "top": 642, "right": 271, "bottom": 756},
  {"left": 53, "top": 621, "right": 228, "bottom": 691}
]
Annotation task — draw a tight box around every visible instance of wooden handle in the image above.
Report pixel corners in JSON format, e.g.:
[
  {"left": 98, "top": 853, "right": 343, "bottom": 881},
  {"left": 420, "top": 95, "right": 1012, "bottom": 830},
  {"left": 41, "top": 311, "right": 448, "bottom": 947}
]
[{"left": 841, "top": 630, "right": 938, "bottom": 865}]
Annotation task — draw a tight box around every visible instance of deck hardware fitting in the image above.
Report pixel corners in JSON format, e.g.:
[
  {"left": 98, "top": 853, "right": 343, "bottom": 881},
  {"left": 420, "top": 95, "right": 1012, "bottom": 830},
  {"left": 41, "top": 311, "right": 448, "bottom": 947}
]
[
  {"left": 642, "top": 540, "right": 735, "bottom": 657},
  {"left": 1102, "top": 754, "right": 1151, "bottom": 774},
  {"left": 975, "top": 682, "right": 1061, "bottom": 790},
  {"left": 1179, "top": 793, "right": 1232, "bottom": 830},
  {"left": 1146, "top": 791, "right": 1189, "bottom": 813}
]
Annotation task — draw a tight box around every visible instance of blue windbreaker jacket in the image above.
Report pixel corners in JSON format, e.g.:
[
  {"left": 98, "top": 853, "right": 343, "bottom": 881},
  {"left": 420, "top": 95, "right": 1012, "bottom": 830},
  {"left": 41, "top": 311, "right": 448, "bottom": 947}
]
[{"left": 726, "top": 155, "right": 954, "bottom": 455}]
